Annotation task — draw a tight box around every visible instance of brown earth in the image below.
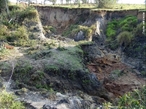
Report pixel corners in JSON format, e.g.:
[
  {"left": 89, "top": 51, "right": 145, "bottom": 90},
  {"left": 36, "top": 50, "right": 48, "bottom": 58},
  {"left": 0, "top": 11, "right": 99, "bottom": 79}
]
[{"left": 87, "top": 56, "right": 146, "bottom": 99}]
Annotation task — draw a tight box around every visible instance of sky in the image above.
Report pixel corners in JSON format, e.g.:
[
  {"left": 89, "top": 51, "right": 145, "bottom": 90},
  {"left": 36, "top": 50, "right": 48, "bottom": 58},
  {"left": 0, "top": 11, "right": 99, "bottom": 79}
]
[{"left": 9, "top": 0, "right": 145, "bottom": 4}]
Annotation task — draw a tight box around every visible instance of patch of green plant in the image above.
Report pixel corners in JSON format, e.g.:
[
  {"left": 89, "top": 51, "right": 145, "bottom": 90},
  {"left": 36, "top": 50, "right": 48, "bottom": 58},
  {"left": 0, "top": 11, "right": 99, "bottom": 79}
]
[
  {"left": 106, "top": 16, "right": 138, "bottom": 49},
  {"left": 44, "top": 26, "right": 56, "bottom": 33},
  {"left": 0, "top": 61, "right": 12, "bottom": 76},
  {"left": 0, "top": 24, "right": 10, "bottom": 40},
  {"left": 106, "top": 20, "right": 118, "bottom": 39},
  {"left": 18, "top": 6, "right": 38, "bottom": 22},
  {"left": 14, "top": 61, "right": 33, "bottom": 82},
  {"left": 62, "top": 24, "right": 79, "bottom": 37},
  {"left": 103, "top": 86, "right": 146, "bottom": 109},
  {"left": 117, "top": 31, "right": 134, "bottom": 46},
  {"left": 82, "top": 79, "right": 91, "bottom": 84},
  {"left": 117, "top": 86, "right": 146, "bottom": 109},
  {"left": 43, "top": 46, "right": 84, "bottom": 72},
  {"left": 133, "top": 22, "right": 146, "bottom": 37},
  {"left": 10, "top": 26, "right": 28, "bottom": 41},
  {"left": 141, "top": 71, "right": 146, "bottom": 77},
  {"left": 44, "top": 65, "right": 59, "bottom": 72},
  {"left": 0, "top": 47, "right": 9, "bottom": 58},
  {"left": 0, "top": 90, "right": 25, "bottom": 109},
  {"left": 119, "top": 16, "right": 138, "bottom": 32},
  {"left": 35, "top": 81, "right": 49, "bottom": 89},
  {"left": 62, "top": 24, "right": 96, "bottom": 40},
  {"left": 109, "top": 70, "right": 125, "bottom": 80}
]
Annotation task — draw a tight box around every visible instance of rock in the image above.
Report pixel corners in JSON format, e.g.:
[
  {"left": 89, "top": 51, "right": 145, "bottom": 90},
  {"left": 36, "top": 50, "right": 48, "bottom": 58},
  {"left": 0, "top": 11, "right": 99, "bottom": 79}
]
[
  {"left": 43, "top": 104, "right": 57, "bottom": 109},
  {"left": 0, "top": 82, "right": 3, "bottom": 88},
  {"left": 57, "top": 98, "right": 70, "bottom": 105},
  {"left": 56, "top": 92, "right": 68, "bottom": 98},
  {"left": 74, "top": 31, "right": 85, "bottom": 41}
]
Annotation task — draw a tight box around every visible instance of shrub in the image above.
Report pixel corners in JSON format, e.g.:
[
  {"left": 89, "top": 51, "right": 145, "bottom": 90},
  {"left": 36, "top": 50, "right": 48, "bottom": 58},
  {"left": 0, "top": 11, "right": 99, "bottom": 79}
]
[
  {"left": 85, "top": 28, "right": 93, "bottom": 40},
  {"left": 17, "top": 7, "right": 38, "bottom": 22},
  {"left": 0, "top": 24, "right": 9, "bottom": 40},
  {"left": 106, "top": 20, "right": 118, "bottom": 38},
  {"left": 119, "top": 16, "right": 138, "bottom": 32},
  {"left": 117, "top": 31, "right": 133, "bottom": 46},
  {"left": 44, "top": 26, "right": 56, "bottom": 33},
  {"left": 62, "top": 24, "right": 95, "bottom": 40},
  {"left": 106, "top": 28, "right": 116, "bottom": 39},
  {"left": 11, "top": 26, "right": 28, "bottom": 41},
  {"left": 134, "top": 22, "right": 146, "bottom": 37},
  {"left": 0, "top": 90, "right": 25, "bottom": 109},
  {"left": 118, "top": 86, "right": 146, "bottom": 109}
]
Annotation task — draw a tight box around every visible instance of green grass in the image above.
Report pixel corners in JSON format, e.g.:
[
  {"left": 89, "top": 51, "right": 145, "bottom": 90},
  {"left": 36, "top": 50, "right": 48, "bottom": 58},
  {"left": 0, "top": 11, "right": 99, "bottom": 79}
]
[
  {"left": 106, "top": 15, "right": 138, "bottom": 50},
  {"left": 62, "top": 24, "right": 96, "bottom": 40},
  {"left": 38, "top": 3, "right": 145, "bottom": 10},
  {"left": 0, "top": 90, "right": 25, "bottom": 109},
  {"left": 47, "top": 46, "right": 84, "bottom": 71},
  {"left": 103, "top": 86, "right": 146, "bottom": 109}
]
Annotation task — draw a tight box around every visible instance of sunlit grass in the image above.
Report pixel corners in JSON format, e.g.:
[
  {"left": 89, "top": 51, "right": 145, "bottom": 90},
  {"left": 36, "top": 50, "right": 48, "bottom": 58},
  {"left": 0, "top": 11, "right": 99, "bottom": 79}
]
[{"left": 34, "top": 3, "right": 145, "bottom": 10}]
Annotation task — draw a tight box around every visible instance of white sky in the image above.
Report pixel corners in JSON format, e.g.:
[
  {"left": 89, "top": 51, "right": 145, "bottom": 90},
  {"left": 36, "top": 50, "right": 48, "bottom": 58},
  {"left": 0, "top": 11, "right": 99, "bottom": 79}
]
[{"left": 10, "top": 0, "right": 145, "bottom": 4}]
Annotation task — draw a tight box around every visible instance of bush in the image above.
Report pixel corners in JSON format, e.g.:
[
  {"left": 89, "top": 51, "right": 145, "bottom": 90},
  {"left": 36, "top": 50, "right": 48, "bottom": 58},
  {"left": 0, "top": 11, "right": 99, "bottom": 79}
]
[
  {"left": 118, "top": 86, "right": 146, "bottom": 109},
  {"left": 119, "top": 16, "right": 138, "bottom": 32},
  {"left": 106, "top": 20, "right": 118, "bottom": 39},
  {"left": 117, "top": 31, "right": 133, "bottom": 46},
  {"left": 133, "top": 22, "right": 146, "bottom": 37},
  {"left": 106, "top": 28, "right": 116, "bottom": 39},
  {"left": 11, "top": 26, "right": 28, "bottom": 41},
  {"left": 62, "top": 24, "right": 96, "bottom": 41},
  {"left": 17, "top": 7, "right": 38, "bottom": 23},
  {"left": 0, "top": 90, "right": 25, "bottom": 109},
  {"left": 0, "top": 24, "right": 10, "bottom": 40}
]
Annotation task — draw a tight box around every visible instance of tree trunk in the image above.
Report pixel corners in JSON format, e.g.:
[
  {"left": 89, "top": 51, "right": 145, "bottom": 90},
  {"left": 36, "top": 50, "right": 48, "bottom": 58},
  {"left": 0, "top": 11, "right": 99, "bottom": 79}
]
[{"left": 5, "top": 0, "right": 9, "bottom": 16}]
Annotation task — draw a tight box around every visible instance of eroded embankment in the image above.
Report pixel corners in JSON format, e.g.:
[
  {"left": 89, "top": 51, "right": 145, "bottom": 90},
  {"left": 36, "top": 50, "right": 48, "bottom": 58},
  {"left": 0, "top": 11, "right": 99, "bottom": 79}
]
[
  {"left": 0, "top": 6, "right": 146, "bottom": 108},
  {"left": 35, "top": 6, "right": 143, "bottom": 34}
]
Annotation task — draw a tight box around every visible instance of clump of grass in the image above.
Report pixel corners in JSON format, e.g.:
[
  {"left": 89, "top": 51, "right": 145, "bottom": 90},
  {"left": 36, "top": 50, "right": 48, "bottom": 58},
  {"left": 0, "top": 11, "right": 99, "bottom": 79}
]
[
  {"left": 0, "top": 47, "right": 9, "bottom": 58},
  {"left": 12, "top": 26, "right": 28, "bottom": 40},
  {"left": 0, "top": 24, "right": 10, "bottom": 40},
  {"left": 106, "top": 20, "right": 118, "bottom": 39},
  {"left": 118, "top": 86, "right": 146, "bottom": 108},
  {"left": 117, "top": 31, "right": 133, "bottom": 46},
  {"left": 103, "top": 86, "right": 146, "bottom": 109},
  {"left": 44, "top": 26, "right": 56, "bottom": 33},
  {"left": 62, "top": 24, "right": 96, "bottom": 40},
  {"left": 18, "top": 6, "right": 38, "bottom": 22},
  {"left": 0, "top": 90, "right": 25, "bottom": 109}
]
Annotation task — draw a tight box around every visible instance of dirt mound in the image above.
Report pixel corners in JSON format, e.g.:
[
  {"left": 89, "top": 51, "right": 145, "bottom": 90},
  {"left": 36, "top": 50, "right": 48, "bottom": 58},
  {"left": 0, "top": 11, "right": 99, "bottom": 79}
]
[{"left": 87, "top": 57, "right": 146, "bottom": 99}]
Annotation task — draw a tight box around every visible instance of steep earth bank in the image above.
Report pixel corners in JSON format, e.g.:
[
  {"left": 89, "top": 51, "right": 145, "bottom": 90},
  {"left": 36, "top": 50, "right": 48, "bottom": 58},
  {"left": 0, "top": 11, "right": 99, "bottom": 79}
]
[{"left": 0, "top": 6, "right": 146, "bottom": 109}]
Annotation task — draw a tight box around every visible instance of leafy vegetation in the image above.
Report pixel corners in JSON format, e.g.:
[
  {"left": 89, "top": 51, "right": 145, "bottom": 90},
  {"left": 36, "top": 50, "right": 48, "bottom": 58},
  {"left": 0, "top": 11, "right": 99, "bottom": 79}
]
[
  {"left": 117, "top": 31, "right": 133, "bottom": 46},
  {"left": 0, "top": 90, "right": 25, "bottom": 109},
  {"left": 106, "top": 16, "right": 138, "bottom": 50},
  {"left": 103, "top": 86, "right": 146, "bottom": 109},
  {"left": 118, "top": 86, "right": 146, "bottom": 108},
  {"left": 0, "top": 6, "right": 40, "bottom": 47},
  {"left": 62, "top": 24, "right": 96, "bottom": 40}
]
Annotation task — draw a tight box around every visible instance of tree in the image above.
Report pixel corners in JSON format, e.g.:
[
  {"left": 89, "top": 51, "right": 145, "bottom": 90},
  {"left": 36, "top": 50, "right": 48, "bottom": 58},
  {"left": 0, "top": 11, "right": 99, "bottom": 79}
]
[
  {"left": 82, "top": 0, "right": 88, "bottom": 4},
  {"left": 66, "top": 0, "right": 71, "bottom": 4},
  {"left": 0, "top": 0, "right": 9, "bottom": 17},
  {"left": 51, "top": 0, "right": 57, "bottom": 5},
  {"left": 0, "top": 0, "right": 8, "bottom": 13},
  {"left": 98, "top": 0, "right": 117, "bottom": 8}
]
